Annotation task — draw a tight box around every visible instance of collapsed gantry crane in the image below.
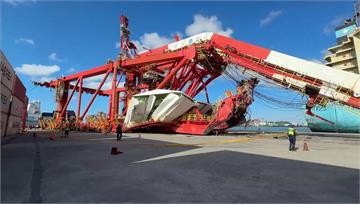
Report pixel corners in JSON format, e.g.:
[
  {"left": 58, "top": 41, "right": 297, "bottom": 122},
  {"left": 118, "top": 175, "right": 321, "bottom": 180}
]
[{"left": 35, "top": 16, "right": 360, "bottom": 134}]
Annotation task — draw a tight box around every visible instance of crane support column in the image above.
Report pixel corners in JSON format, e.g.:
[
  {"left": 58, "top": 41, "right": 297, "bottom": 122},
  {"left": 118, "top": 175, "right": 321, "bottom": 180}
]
[
  {"left": 77, "top": 77, "right": 83, "bottom": 117},
  {"left": 81, "top": 70, "right": 111, "bottom": 120},
  {"left": 56, "top": 80, "right": 69, "bottom": 120},
  {"left": 59, "top": 78, "right": 80, "bottom": 119},
  {"left": 110, "top": 61, "right": 119, "bottom": 122}
]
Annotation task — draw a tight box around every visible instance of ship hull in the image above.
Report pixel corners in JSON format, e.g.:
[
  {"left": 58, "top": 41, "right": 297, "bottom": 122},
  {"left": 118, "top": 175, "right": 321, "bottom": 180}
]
[{"left": 305, "top": 102, "right": 360, "bottom": 133}]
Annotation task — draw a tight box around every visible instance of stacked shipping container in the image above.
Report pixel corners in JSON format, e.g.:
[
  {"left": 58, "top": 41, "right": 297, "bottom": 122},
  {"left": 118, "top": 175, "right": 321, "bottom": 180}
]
[{"left": 1, "top": 51, "right": 28, "bottom": 137}]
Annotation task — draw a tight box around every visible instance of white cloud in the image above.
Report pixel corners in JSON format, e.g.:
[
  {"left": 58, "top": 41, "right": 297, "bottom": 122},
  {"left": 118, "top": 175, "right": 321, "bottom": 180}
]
[
  {"left": 115, "top": 42, "right": 121, "bottom": 49},
  {"left": 321, "top": 49, "right": 332, "bottom": 56},
  {"left": 309, "top": 59, "right": 323, "bottom": 64},
  {"left": 135, "top": 33, "right": 172, "bottom": 50},
  {"left": 49, "top": 53, "right": 66, "bottom": 62},
  {"left": 82, "top": 74, "right": 126, "bottom": 90},
  {"left": 116, "top": 32, "right": 172, "bottom": 52},
  {"left": 15, "top": 64, "right": 60, "bottom": 77},
  {"left": 15, "top": 38, "right": 35, "bottom": 46},
  {"left": 67, "top": 67, "right": 76, "bottom": 73},
  {"left": 116, "top": 14, "right": 233, "bottom": 52},
  {"left": 323, "top": 16, "right": 345, "bottom": 35},
  {"left": 185, "top": 14, "right": 233, "bottom": 36},
  {"left": 3, "top": 0, "right": 36, "bottom": 6},
  {"left": 39, "top": 76, "right": 55, "bottom": 82},
  {"left": 260, "top": 10, "right": 283, "bottom": 27},
  {"left": 83, "top": 74, "right": 113, "bottom": 90}
]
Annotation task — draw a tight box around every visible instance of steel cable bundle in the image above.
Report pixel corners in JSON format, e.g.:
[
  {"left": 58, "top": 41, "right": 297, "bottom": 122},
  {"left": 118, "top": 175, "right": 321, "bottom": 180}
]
[{"left": 222, "top": 64, "right": 307, "bottom": 111}]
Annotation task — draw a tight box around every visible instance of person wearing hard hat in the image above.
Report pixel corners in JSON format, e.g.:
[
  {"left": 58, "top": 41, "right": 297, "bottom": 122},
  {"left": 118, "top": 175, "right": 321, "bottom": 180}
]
[{"left": 287, "top": 125, "right": 297, "bottom": 151}]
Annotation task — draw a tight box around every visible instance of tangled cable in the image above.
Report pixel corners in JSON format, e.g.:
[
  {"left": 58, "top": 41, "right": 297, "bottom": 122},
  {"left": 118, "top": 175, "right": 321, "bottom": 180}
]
[{"left": 222, "top": 64, "right": 307, "bottom": 111}]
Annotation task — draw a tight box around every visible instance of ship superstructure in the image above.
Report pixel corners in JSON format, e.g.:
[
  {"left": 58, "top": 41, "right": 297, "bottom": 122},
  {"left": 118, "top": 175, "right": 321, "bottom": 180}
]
[
  {"left": 305, "top": 4, "right": 360, "bottom": 133},
  {"left": 324, "top": 22, "right": 360, "bottom": 73}
]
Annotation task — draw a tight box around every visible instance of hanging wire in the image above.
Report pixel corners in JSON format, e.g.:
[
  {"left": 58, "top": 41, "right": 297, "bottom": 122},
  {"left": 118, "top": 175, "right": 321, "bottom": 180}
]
[
  {"left": 201, "top": 51, "right": 307, "bottom": 111},
  {"left": 222, "top": 64, "right": 307, "bottom": 111}
]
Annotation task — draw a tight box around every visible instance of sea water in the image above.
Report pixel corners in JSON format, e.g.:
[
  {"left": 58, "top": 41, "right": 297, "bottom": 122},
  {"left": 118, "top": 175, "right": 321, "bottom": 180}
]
[{"left": 229, "top": 126, "right": 312, "bottom": 133}]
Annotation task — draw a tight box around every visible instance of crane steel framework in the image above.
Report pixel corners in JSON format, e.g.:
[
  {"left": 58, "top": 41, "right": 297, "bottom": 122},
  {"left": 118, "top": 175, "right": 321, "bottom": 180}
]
[{"left": 35, "top": 16, "right": 360, "bottom": 134}]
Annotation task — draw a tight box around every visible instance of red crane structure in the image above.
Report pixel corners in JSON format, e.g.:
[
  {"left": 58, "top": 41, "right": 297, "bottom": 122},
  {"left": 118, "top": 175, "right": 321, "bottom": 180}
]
[{"left": 35, "top": 16, "right": 360, "bottom": 135}]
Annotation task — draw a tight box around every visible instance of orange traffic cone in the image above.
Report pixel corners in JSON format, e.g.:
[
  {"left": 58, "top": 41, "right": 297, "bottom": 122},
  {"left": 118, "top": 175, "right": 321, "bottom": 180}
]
[
  {"left": 303, "top": 140, "right": 309, "bottom": 151},
  {"left": 111, "top": 147, "right": 123, "bottom": 155},
  {"left": 49, "top": 134, "right": 55, "bottom": 140}
]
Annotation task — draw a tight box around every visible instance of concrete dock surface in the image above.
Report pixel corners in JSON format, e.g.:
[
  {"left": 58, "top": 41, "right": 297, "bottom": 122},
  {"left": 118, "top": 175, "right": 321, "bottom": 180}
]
[
  {"left": 123, "top": 132, "right": 360, "bottom": 169},
  {"left": 2, "top": 131, "right": 359, "bottom": 203}
]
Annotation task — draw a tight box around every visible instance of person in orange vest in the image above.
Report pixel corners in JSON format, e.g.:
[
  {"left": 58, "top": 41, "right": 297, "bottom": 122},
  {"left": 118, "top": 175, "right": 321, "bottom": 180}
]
[{"left": 288, "top": 125, "right": 297, "bottom": 151}]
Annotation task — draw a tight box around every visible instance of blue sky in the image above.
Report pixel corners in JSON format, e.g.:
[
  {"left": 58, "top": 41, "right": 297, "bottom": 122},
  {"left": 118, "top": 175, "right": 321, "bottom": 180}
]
[{"left": 2, "top": 1, "right": 355, "bottom": 123}]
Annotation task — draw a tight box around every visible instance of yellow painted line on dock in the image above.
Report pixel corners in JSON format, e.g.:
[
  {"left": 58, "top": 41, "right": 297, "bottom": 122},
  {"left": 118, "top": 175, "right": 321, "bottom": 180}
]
[
  {"left": 152, "top": 135, "right": 276, "bottom": 147},
  {"left": 194, "top": 133, "right": 288, "bottom": 146},
  {"left": 199, "top": 136, "right": 265, "bottom": 146},
  {"left": 150, "top": 143, "right": 200, "bottom": 147}
]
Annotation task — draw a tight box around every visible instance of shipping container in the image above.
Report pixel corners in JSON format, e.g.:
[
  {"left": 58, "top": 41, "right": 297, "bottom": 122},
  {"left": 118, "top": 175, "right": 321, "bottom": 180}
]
[
  {"left": 0, "top": 51, "right": 15, "bottom": 91},
  {"left": 6, "top": 115, "right": 22, "bottom": 136},
  {"left": 22, "top": 96, "right": 28, "bottom": 130},
  {"left": 1, "top": 51, "right": 27, "bottom": 137},
  {"left": 10, "top": 95, "right": 25, "bottom": 117},
  {"left": 1, "top": 84, "right": 12, "bottom": 114},
  {"left": 1, "top": 112, "right": 8, "bottom": 137},
  {"left": 12, "top": 75, "right": 26, "bottom": 103}
]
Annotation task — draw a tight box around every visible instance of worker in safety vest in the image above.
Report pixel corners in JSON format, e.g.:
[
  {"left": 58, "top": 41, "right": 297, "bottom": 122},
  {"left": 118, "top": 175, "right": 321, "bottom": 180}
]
[{"left": 287, "top": 125, "right": 297, "bottom": 151}]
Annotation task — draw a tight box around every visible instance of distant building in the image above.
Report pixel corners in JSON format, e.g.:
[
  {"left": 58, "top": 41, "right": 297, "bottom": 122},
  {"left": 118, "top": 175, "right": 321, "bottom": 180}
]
[
  {"left": 26, "top": 100, "right": 41, "bottom": 127},
  {"left": 259, "top": 121, "right": 267, "bottom": 126},
  {"left": 41, "top": 112, "right": 54, "bottom": 120},
  {"left": 324, "top": 21, "right": 360, "bottom": 74},
  {"left": 246, "top": 119, "right": 297, "bottom": 127},
  {"left": 40, "top": 110, "right": 76, "bottom": 121}
]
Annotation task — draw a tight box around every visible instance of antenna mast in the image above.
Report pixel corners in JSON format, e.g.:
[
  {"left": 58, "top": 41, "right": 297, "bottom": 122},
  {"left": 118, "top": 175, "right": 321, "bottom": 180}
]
[
  {"left": 119, "top": 15, "right": 137, "bottom": 59},
  {"left": 355, "top": 0, "right": 360, "bottom": 26}
]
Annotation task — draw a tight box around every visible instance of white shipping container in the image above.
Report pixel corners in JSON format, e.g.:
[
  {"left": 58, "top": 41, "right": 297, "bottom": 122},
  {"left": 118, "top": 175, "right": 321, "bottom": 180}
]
[
  {"left": 10, "top": 95, "right": 25, "bottom": 117},
  {"left": 0, "top": 51, "right": 15, "bottom": 91},
  {"left": 1, "top": 112, "right": 8, "bottom": 137},
  {"left": 6, "top": 115, "right": 22, "bottom": 136},
  {"left": 1, "top": 84, "right": 12, "bottom": 114}
]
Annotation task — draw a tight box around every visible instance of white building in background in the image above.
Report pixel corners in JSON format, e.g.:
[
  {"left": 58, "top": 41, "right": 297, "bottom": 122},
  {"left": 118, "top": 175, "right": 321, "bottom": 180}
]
[
  {"left": 324, "top": 22, "right": 360, "bottom": 73},
  {"left": 26, "top": 100, "right": 41, "bottom": 127}
]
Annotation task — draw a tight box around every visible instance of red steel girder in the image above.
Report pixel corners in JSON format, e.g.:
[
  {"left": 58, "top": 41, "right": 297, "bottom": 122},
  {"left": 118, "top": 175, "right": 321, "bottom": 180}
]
[
  {"left": 77, "top": 77, "right": 83, "bottom": 116},
  {"left": 50, "top": 63, "right": 114, "bottom": 85},
  {"left": 120, "top": 48, "right": 195, "bottom": 72},
  {"left": 81, "top": 70, "right": 111, "bottom": 119},
  {"left": 157, "top": 57, "right": 190, "bottom": 89},
  {"left": 59, "top": 78, "right": 80, "bottom": 119}
]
